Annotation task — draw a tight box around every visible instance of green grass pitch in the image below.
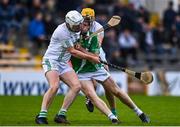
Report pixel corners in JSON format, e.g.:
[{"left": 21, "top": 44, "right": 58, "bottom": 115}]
[{"left": 0, "top": 95, "right": 180, "bottom": 126}]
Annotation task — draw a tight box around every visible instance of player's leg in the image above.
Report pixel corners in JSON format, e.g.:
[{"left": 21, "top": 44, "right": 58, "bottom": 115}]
[
  {"left": 88, "top": 66, "right": 117, "bottom": 116},
  {"left": 85, "top": 78, "right": 117, "bottom": 116},
  {"left": 80, "top": 80, "right": 118, "bottom": 124},
  {"left": 102, "top": 76, "right": 150, "bottom": 123},
  {"left": 99, "top": 47, "right": 117, "bottom": 116},
  {"left": 54, "top": 70, "right": 81, "bottom": 124},
  {"left": 85, "top": 79, "right": 97, "bottom": 112},
  {"left": 104, "top": 88, "right": 117, "bottom": 116},
  {"left": 35, "top": 70, "right": 60, "bottom": 124}
]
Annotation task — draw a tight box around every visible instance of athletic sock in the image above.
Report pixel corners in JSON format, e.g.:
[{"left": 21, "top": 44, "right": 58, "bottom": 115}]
[
  {"left": 38, "top": 110, "right": 47, "bottom": 118},
  {"left": 108, "top": 113, "right": 117, "bottom": 120},
  {"left": 58, "top": 109, "right": 67, "bottom": 116},
  {"left": 111, "top": 108, "right": 117, "bottom": 116},
  {"left": 133, "top": 107, "right": 143, "bottom": 116}
]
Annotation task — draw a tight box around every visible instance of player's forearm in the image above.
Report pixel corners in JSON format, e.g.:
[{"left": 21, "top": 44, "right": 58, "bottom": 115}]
[
  {"left": 70, "top": 49, "right": 99, "bottom": 63},
  {"left": 77, "top": 46, "right": 98, "bottom": 57}
]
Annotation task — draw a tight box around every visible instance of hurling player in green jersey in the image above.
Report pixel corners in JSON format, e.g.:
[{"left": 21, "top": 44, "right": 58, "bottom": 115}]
[
  {"left": 71, "top": 20, "right": 119, "bottom": 124},
  {"left": 71, "top": 13, "right": 150, "bottom": 123}
]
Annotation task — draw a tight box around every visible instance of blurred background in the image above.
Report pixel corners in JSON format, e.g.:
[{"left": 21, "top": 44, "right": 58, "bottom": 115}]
[{"left": 0, "top": 0, "right": 180, "bottom": 96}]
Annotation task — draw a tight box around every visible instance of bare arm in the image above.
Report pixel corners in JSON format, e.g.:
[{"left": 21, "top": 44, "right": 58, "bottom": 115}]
[
  {"left": 67, "top": 47, "right": 100, "bottom": 63},
  {"left": 74, "top": 44, "right": 98, "bottom": 57}
]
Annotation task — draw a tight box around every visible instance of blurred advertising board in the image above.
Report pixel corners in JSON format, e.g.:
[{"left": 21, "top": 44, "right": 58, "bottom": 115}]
[
  {"left": 148, "top": 72, "right": 180, "bottom": 96},
  {"left": 0, "top": 71, "right": 127, "bottom": 96}
]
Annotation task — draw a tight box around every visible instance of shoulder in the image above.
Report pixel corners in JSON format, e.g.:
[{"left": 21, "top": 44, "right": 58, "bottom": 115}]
[
  {"left": 94, "top": 21, "right": 103, "bottom": 27},
  {"left": 94, "top": 21, "right": 103, "bottom": 29},
  {"left": 90, "top": 21, "right": 103, "bottom": 32},
  {"left": 52, "top": 23, "right": 69, "bottom": 40},
  {"left": 55, "top": 23, "right": 68, "bottom": 34}
]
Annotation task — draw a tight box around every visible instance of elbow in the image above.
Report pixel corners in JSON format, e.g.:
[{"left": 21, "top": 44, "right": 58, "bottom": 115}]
[
  {"left": 68, "top": 48, "right": 77, "bottom": 56},
  {"left": 71, "top": 52, "right": 77, "bottom": 57}
]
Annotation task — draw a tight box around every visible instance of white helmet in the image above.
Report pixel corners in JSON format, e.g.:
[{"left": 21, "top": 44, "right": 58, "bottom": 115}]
[{"left": 65, "top": 10, "right": 84, "bottom": 32}]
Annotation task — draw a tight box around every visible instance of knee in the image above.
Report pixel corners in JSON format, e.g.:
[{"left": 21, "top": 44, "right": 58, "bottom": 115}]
[
  {"left": 111, "top": 87, "right": 121, "bottom": 97},
  {"left": 71, "top": 83, "right": 81, "bottom": 93},
  {"left": 49, "top": 83, "right": 59, "bottom": 93},
  {"left": 104, "top": 78, "right": 120, "bottom": 96},
  {"left": 86, "top": 91, "right": 92, "bottom": 98},
  {"left": 85, "top": 91, "right": 99, "bottom": 104},
  {"left": 113, "top": 88, "right": 126, "bottom": 98}
]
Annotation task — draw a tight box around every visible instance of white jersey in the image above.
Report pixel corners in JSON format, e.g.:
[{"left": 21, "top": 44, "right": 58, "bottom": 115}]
[
  {"left": 90, "top": 21, "right": 104, "bottom": 39},
  {"left": 90, "top": 21, "right": 106, "bottom": 61},
  {"left": 99, "top": 47, "right": 107, "bottom": 62},
  {"left": 43, "top": 23, "right": 80, "bottom": 63}
]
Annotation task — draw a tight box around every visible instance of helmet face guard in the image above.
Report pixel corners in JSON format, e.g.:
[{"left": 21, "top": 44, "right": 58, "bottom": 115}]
[
  {"left": 83, "top": 15, "right": 95, "bottom": 22},
  {"left": 70, "top": 24, "right": 82, "bottom": 32}
]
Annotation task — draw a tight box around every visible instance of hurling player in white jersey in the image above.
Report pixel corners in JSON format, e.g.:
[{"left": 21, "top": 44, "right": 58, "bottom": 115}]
[
  {"left": 81, "top": 8, "right": 117, "bottom": 116},
  {"left": 35, "top": 10, "right": 100, "bottom": 124}
]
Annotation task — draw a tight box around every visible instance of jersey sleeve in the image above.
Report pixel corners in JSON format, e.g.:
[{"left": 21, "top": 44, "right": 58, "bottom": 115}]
[
  {"left": 99, "top": 47, "right": 107, "bottom": 62},
  {"left": 62, "top": 38, "right": 74, "bottom": 48},
  {"left": 89, "top": 36, "right": 100, "bottom": 54},
  {"left": 94, "top": 21, "right": 104, "bottom": 38},
  {"left": 53, "top": 25, "right": 78, "bottom": 48}
]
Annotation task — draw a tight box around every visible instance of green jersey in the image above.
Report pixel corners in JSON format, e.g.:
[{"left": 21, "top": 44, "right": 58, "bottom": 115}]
[{"left": 71, "top": 32, "right": 102, "bottom": 73}]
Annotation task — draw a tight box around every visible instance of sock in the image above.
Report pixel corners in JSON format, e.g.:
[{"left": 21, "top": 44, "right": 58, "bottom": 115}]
[
  {"left": 111, "top": 108, "right": 117, "bottom": 116},
  {"left": 58, "top": 109, "right": 67, "bottom": 116},
  {"left": 133, "top": 107, "right": 143, "bottom": 116},
  {"left": 38, "top": 110, "right": 47, "bottom": 118},
  {"left": 108, "top": 113, "right": 117, "bottom": 120}
]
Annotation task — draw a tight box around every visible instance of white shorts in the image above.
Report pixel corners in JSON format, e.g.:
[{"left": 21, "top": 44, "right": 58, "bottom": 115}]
[
  {"left": 42, "top": 58, "right": 73, "bottom": 75},
  {"left": 99, "top": 47, "right": 107, "bottom": 62},
  {"left": 78, "top": 67, "right": 110, "bottom": 82}
]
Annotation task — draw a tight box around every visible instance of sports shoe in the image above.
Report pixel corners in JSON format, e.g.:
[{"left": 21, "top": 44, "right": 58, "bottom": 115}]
[
  {"left": 139, "top": 113, "right": 150, "bottom": 123},
  {"left": 85, "top": 97, "right": 94, "bottom": 112},
  {"left": 54, "top": 114, "right": 70, "bottom": 124},
  {"left": 35, "top": 115, "right": 48, "bottom": 124},
  {"left": 111, "top": 118, "right": 119, "bottom": 124}
]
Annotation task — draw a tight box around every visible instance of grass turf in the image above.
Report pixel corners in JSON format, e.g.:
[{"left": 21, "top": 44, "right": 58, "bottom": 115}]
[{"left": 0, "top": 95, "right": 180, "bottom": 126}]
